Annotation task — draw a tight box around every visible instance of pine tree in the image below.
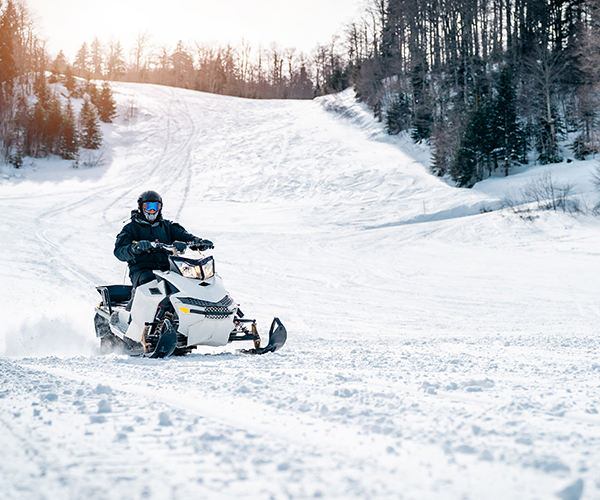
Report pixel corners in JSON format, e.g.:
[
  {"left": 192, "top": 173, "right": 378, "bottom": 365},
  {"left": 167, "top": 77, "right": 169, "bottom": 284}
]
[
  {"left": 79, "top": 98, "right": 102, "bottom": 149},
  {"left": 27, "top": 99, "right": 48, "bottom": 157},
  {"left": 51, "top": 51, "right": 67, "bottom": 76},
  {"left": 535, "top": 105, "right": 563, "bottom": 164},
  {"left": 45, "top": 94, "right": 63, "bottom": 154},
  {"left": 411, "top": 61, "right": 433, "bottom": 142},
  {"left": 493, "top": 66, "right": 524, "bottom": 176},
  {"left": 451, "top": 99, "right": 494, "bottom": 187},
  {"left": 60, "top": 100, "right": 79, "bottom": 160},
  {"left": 385, "top": 93, "right": 410, "bottom": 135},
  {"left": 96, "top": 81, "right": 117, "bottom": 123},
  {"left": 74, "top": 42, "right": 90, "bottom": 78},
  {"left": 64, "top": 64, "right": 77, "bottom": 96},
  {"left": 86, "top": 81, "right": 98, "bottom": 105}
]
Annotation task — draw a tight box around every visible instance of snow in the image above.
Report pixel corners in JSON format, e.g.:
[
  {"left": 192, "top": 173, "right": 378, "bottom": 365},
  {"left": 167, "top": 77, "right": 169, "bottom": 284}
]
[{"left": 1, "top": 82, "right": 600, "bottom": 499}]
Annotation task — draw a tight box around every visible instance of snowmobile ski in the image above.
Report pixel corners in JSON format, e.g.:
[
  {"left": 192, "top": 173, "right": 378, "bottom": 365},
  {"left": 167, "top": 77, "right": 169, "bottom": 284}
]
[
  {"left": 147, "top": 319, "right": 178, "bottom": 358},
  {"left": 240, "top": 318, "right": 287, "bottom": 355}
]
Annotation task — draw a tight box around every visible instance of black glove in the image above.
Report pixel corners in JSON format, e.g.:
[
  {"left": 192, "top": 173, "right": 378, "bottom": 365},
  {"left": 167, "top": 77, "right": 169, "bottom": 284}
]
[
  {"left": 190, "top": 238, "right": 214, "bottom": 251},
  {"left": 173, "top": 241, "right": 187, "bottom": 252},
  {"left": 131, "top": 240, "right": 152, "bottom": 255}
]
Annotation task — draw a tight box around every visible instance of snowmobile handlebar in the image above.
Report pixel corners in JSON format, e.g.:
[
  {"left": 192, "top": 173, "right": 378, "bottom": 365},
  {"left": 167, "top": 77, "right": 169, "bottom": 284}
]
[
  {"left": 150, "top": 242, "right": 178, "bottom": 254},
  {"left": 133, "top": 241, "right": 212, "bottom": 255}
]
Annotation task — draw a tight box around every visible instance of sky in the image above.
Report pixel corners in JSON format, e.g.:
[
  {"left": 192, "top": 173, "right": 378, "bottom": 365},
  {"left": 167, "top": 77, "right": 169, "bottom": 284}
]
[{"left": 26, "top": 0, "right": 368, "bottom": 60}]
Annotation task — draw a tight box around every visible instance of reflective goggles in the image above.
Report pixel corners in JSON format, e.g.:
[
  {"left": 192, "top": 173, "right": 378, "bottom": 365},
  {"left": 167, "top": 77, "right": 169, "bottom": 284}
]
[{"left": 143, "top": 201, "right": 161, "bottom": 213}]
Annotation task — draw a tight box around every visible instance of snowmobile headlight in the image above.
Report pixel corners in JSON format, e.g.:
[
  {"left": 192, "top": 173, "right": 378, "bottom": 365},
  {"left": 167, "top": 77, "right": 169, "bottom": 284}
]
[
  {"left": 172, "top": 256, "right": 215, "bottom": 280},
  {"left": 176, "top": 260, "right": 202, "bottom": 279},
  {"left": 201, "top": 258, "right": 214, "bottom": 279}
]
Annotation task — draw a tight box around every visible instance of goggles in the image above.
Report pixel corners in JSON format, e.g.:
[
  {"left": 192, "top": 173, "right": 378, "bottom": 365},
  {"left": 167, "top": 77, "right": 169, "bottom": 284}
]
[{"left": 143, "top": 201, "right": 161, "bottom": 213}]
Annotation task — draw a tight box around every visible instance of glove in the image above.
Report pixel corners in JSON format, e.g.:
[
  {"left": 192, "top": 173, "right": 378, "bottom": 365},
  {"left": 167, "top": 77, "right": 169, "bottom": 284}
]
[
  {"left": 173, "top": 241, "right": 187, "bottom": 253},
  {"left": 190, "top": 238, "right": 214, "bottom": 251},
  {"left": 131, "top": 240, "right": 152, "bottom": 255}
]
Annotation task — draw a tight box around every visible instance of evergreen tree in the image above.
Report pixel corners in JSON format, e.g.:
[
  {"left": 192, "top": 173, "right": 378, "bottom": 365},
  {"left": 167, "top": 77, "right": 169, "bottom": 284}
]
[
  {"left": 411, "top": 62, "right": 433, "bottom": 142},
  {"left": 28, "top": 99, "right": 48, "bottom": 157},
  {"left": 451, "top": 98, "right": 494, "bottom": 187},
  {"left": 385, "top": 93, "right": 410, "bottom": 135},
  {"left": 535, "top": 105, "right": 563, "bottom": 164},
  {"left": 60, "top": 100, "right": 79, "bottom": 160},
  {"left": 45, "top": 94, "right": 63, "bottom": 154},
  {"left": 13, "top": 94, "right": 29, "bottom": 154},
  {"left": 79, "top": 98, "right": 102, "bottom": 149},
  {"left": 86, "top": 81, "right": 98, "bottom": 105},
  {"left": 51, "top": 51, "right": 67, "bottom": 76},
  {"left": 74, "top": 42, "right": 90, "bottom": 78},
  {"left": 64, "top": 64, "right": 77, "bottom": 96},
  {"left": 493, "top": 66, "right": 524, "bottom": 175},
  {"left": 96, "top": 81, "right": 117, "bottom": 123}
]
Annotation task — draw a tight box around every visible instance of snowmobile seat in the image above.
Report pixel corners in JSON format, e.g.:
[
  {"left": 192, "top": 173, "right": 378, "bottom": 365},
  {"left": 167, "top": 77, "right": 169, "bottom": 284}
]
[{"left": 96, "top": 285, "right": 133, "bottom": 312}]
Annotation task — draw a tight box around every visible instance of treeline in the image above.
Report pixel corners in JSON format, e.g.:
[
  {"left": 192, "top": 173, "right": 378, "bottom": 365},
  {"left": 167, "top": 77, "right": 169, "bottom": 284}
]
[
  {"left": 62, "top": 36, "right": 349, "bottom": 100},
  {"left": 4, "top": 0, "right": 599, "bottom": 185},
  {"left": 0, "top": 1, "right": 118, "bottom": 167},
  {"left": 339, "top": 0, "right": 600, "bottom": 186}
]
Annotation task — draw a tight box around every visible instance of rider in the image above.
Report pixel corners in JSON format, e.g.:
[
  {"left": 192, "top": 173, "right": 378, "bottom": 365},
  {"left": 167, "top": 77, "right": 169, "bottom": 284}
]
[{"left": 114, "top": 190, "right": 213, "bottom": 292}]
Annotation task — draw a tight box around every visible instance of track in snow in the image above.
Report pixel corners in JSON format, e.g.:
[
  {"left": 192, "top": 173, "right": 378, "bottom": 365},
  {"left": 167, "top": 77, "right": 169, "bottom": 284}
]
[{"left": 1, "top": 84, "right": 600, "bottom": 499}]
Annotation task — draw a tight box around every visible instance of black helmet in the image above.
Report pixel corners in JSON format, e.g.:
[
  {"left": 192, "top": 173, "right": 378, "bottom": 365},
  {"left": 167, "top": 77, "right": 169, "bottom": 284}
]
[{"left": 137, "top": 190, "right": 162, "bottom": 222}]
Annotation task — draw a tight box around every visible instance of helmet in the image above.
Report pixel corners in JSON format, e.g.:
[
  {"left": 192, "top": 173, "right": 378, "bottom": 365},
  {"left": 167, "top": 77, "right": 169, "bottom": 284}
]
[{"left": 137, "top": 190, "right": 162, "bottom": 222}]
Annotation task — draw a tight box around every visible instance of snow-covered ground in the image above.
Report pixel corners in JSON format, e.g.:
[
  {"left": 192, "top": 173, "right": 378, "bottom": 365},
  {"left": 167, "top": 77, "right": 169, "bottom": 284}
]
[{"left": 1, "top": 83, "right": 600, "bottom": 499}]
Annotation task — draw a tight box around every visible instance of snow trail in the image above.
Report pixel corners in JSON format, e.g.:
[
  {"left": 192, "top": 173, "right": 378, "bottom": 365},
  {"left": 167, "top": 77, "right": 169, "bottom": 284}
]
[{"left": 1, "top": 83, "right": 599, "bottom": 498}]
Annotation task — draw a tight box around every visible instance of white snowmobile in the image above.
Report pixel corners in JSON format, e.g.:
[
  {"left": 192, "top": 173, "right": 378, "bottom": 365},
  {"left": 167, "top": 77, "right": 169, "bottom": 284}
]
[{"left": 94, "top": 242, "right": 287, "bottom": 358}]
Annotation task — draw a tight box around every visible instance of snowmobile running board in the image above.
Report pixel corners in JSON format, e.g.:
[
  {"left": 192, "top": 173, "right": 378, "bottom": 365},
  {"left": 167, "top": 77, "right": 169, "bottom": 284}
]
[{"left": 239, "top": 318, "right": 287, "bottom": 355}]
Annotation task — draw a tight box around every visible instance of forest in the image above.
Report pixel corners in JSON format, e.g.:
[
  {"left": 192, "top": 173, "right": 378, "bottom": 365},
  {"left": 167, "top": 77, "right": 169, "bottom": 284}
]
[{"left": 1, "top": 0, "right": 599, "bottom": 185}]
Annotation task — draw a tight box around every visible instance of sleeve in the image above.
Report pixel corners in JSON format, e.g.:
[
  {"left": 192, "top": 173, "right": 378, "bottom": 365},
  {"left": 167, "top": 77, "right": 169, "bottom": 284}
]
[
  {"left": 169, "top": 221, "right": 197, "bottom": 243},
  {"left": 114, "top": 224, "right": 136, "bottom": 262}
]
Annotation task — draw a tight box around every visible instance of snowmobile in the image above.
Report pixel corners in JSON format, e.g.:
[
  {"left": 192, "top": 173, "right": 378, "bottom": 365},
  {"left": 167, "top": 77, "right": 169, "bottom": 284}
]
[{"left": 94, "top": 242, "right": 287, "bottom": 358}]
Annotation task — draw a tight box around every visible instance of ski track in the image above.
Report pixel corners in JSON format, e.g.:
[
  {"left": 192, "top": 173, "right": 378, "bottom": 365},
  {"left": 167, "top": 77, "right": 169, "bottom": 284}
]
[{"left": 1, "top": 83, "right": 600, "bottom": 499}]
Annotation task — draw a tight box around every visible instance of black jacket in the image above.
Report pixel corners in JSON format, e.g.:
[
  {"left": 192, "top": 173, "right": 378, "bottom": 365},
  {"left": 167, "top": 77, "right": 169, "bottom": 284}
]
[{"left": 114, "top": 211, "right": 197, "bottom": 275}]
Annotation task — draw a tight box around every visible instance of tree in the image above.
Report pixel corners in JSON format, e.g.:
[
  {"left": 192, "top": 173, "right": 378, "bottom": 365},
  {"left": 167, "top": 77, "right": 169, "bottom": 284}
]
[
  {"left": 411, "top": 61, "right": 433, "bottom": 142},
  {"left": 385, "top": 92, "right": 410, "bottom": 135},
  {"left": 132, "top": 32, "right": 149, "bottom": 80},
  {"left": 79, "top": 98, "right": 102, "bottom": 149},
  {"left": 171, "top": 40, "right": 194, "bottom": 88},
  {"left": 90, "top": 37, "right": 103, "bottom": 78},
  {"left": 64, "top": 64, "right": 77, "bottom": 96},
  {"left": 60, "top": 100, "right": 79, "bottom": 160},
  {"left": 45, "top": 94, "right": 63, "bottom": 154},
  {"left": 493, "top": 66, "right": 524, "bottom": 175},
  {"left": 74, "top": 42, "right": 90, "bottom": 78},
  {"left": 50, "top": 50, "right": 67, "bottom": 77},
  {"left": 524, "top": 48, "right": 566, "bottom": 164},
  {"left": 451, "top": 98, "right": 495, "bottom": 187},
  {"left": 97, "top": 81, "right": 117, "bottom": 123},
  {"left": 27, "top": 99, "right": 47, "bottom": 157},
  {"left": 106, "top": 40, "right": 125, "bottom": 80},
  {"left": 0, "top": 0, "right": 18, "bottom": 86}
]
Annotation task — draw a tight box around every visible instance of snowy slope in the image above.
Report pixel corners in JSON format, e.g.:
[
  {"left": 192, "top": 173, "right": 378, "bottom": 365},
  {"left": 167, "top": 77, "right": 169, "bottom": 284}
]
[{"left": 1, "top": 83, "right": 600, "bottom": 499}]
